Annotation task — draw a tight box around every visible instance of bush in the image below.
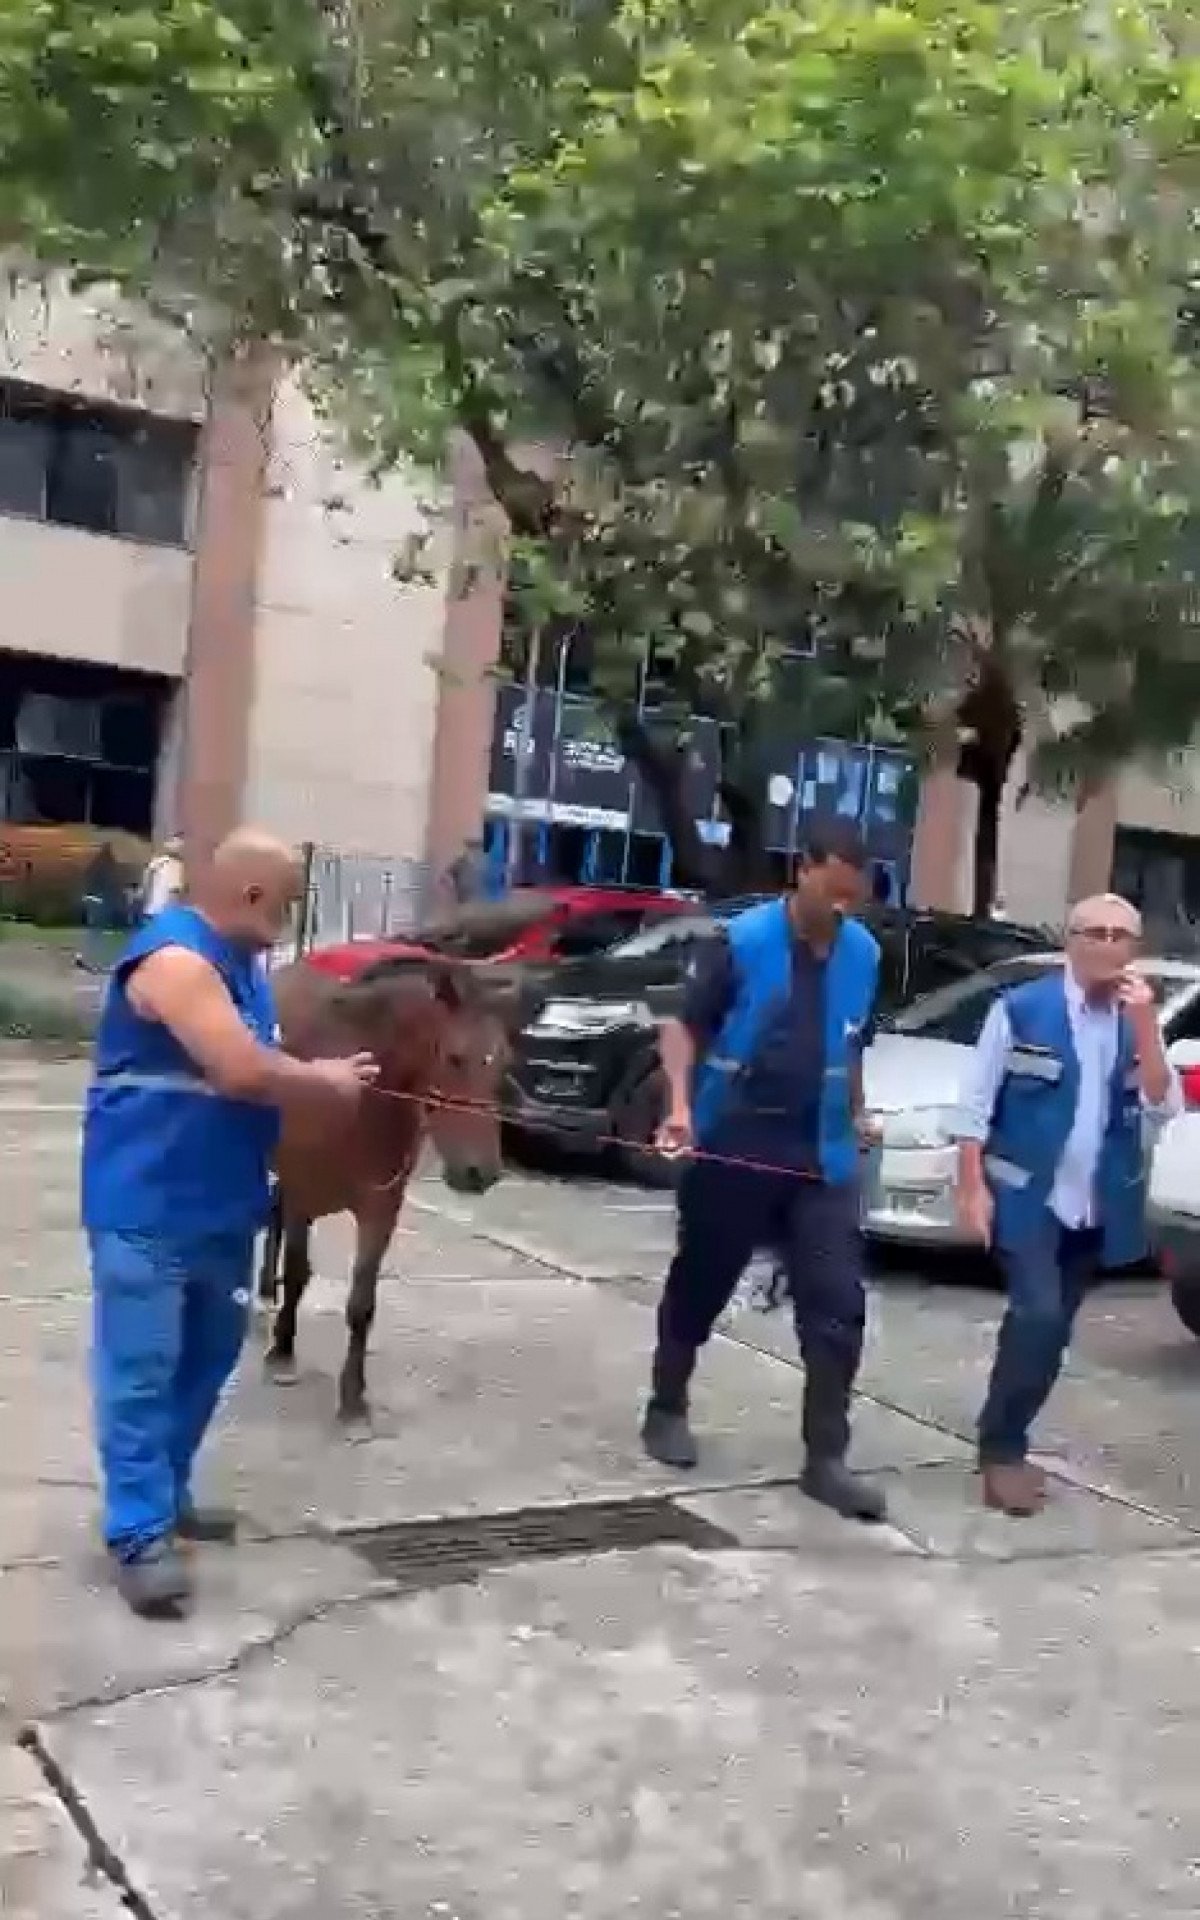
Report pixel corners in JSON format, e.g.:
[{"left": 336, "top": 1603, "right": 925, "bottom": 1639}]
[{"left": 0, "top": 825, "right": 148, "bottom": 927}]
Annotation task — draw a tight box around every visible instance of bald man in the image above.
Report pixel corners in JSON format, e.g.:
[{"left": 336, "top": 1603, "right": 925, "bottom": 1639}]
[
  {"left": 82, "top": 830, "right": 378, "bottom": 1617},
  {"left": 954, "top": 893, "right": 1180, "bottom": 1516}
]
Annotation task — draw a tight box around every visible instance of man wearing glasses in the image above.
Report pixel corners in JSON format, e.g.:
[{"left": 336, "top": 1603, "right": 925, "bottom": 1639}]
[{"left": 955, "top": 893, "right": 1180, "bottom": 1516}]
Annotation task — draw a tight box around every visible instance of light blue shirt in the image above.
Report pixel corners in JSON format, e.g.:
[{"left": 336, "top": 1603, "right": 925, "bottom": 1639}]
[{"left": 958, "top": 971, "right": 1180, "bottom": 1230}]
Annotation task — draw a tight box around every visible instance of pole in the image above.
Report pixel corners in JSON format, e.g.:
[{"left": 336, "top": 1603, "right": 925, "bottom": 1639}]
[{"left": 507, "top": 624, "right": 543, "bottom": 887}]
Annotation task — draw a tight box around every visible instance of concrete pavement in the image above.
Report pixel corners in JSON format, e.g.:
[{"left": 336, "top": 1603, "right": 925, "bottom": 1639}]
[{"left": 3, "top": 1060, "right": 1200, "bottom": 1916}]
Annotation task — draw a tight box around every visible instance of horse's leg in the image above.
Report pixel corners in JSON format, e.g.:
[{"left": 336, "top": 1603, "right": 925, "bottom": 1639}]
[
  {"left": 264, "top": 1219, "right": 313, "bottom": 1383},
  {"left": 337, "top": 1197, "right": 401, "bottom": 1426},
  {"left": 256, "top": 1187, "right": 283, "bottom": 1311}
]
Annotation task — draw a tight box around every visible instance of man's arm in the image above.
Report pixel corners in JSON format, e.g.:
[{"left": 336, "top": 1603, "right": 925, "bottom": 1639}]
[
  {"left": 953, "top": 999, "right": 1012, "bottom": 1236},
  {"left": 658, "top": 933, "right": 735, "bottom": 1137},
  {"left": 848, "top": 967, "right": 881, "bottom": 1137},
  {"left": 1118, "top": 973, "right": 1178, "bottom": 1115},
  {"left": 126, "top": 949, "right": 376, "bottom": 1105}
]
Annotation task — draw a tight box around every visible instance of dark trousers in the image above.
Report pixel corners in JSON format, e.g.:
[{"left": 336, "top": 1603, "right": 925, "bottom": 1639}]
[
  {"left": 656, "top": 1160, "right": 867, "bottom": 1455},
  {"left": 978, "top": 1217, "right": 1101, "bottom": 1465}
]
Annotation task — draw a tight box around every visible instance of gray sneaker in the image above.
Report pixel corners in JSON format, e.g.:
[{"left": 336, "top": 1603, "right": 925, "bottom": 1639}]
[{"left": 113, "top": 1537, "right": 192, "bottom": 1618}]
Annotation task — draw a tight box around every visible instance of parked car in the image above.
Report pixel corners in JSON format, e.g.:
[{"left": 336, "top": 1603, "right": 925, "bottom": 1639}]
[
  {"left": 862, "top": 954, "right": 1200, "bottom": 1250},
  {"left": 303, "top": 885, "right": 699, "bottom": 982},
  {"left": 1146, "top": 1047, "right": 1200, "bottom": 1335},
  {"left": 503, "top": 904, "right": 1056, "bottom": 1183}
]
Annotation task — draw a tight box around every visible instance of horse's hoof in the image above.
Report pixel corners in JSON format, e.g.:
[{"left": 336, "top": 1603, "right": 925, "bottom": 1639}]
[
  {"left": 264, "top": 1349, "right": 298, "bottom": 1385},
  {"left": 337, "top": 1399, "right": 371, "bottom": 1431}
]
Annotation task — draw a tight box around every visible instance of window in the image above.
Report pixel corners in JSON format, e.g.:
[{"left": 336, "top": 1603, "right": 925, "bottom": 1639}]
[
  {"left": 116, "top": 426, "right": 191, "bottom": 545},
  {"left": 46, "top": 420, "right": 120, "bottom": 534},
  {"left": 889, "top": 957, "right": 1179, "bottom": 1048},
  {"left": 607, "top": 915, "right": 716, "bottom": 960},
  {"left": 550, "top": 909, "right": 649, "bottom": 957},
  {"left": 886, "top": 960, "right": 1060, "bottom": 1047},
  {"left": 0, "top": 381, "right": 195, "bottom": 547},
  {"left": 0, "top": 414, "right": 48, "bottom": 517}
]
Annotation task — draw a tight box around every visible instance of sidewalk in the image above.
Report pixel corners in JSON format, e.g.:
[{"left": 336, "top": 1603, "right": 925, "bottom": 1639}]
[{"left": 3, "top": 1066, "right": 1200, "bottom": 1917}]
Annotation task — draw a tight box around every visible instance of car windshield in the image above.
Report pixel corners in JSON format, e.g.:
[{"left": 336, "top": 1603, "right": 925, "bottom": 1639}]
[
  {"left": 605, "top": 914, "right": 717, "bottom": 960},
  {"left": 886, "top": 955, "right": 1181, "bottom": 1048}
]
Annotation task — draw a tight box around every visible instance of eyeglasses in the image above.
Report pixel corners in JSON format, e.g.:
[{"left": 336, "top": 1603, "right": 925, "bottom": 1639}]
[{"left": 1069, "top": 924, "right": 1136, "bottom": 944}]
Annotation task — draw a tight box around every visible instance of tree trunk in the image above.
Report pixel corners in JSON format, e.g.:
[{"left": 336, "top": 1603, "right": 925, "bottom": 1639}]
[
  {"left": 615, "top": 713, "right": 771, "bottom": 897},
  {"left": 957, "top": 655, "right": 1022, "bottom": 922}
]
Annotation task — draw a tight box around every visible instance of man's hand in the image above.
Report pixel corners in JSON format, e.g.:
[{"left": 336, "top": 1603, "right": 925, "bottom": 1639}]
[
  {"left": 1117, "top": 969, "right": 1157, "bottom": 1028},
  {"left": 957, "top": 1179, "right": 994, "bottom": 1246},
  {"left": 655, "top": 1104, "right": 695, "bottom": 1159},
  {"left": 310, "top": 1054, "right": 380, "bottom": 1099},
  {"left": 854, "top": 1112, "right": 883, "bottom": 1151}
]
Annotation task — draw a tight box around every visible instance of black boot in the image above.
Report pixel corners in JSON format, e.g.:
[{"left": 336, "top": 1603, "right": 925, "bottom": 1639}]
[
  {"left": 641, "top": 1335, "right": 699, "bottom": 1470},
  {"left": 800, "top": 1352, "right": 887, "bottom": 1524}
]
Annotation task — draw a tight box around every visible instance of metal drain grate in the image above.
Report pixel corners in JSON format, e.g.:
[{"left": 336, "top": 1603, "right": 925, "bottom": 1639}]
[{"left": 341, "top": 1496, "right": 738, "bottom": 1590}]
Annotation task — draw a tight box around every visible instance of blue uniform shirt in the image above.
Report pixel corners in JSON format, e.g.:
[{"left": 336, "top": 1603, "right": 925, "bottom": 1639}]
[
  {"left": 684, "top": 926, "right": 874, "bottom": 1175},
  {"left": 82, "top": 904, "right": 280, "bottom": 1237}
]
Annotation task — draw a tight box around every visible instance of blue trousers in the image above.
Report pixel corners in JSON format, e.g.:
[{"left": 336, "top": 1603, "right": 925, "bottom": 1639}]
[
  {"left": 978, "top": 1217, "right": 1101, "bottom": 1465},
  {"left": 90, "top": 1229, "right": 253, "bottom": 1562}
]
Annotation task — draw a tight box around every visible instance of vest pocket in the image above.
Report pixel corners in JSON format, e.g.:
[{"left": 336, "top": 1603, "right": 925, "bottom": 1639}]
[{"left": 1008, "top": 1047, "right": 1064, "bottom": 1084}]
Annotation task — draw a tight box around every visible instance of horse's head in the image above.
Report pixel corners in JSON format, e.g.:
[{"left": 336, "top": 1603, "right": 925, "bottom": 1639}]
[{"left": 424, "top": 964, "right": 508, "bottom": 1196}]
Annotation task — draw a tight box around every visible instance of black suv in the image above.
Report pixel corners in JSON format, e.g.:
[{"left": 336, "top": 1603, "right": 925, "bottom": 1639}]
[{"left": 502, "top": 902, "right": 1054, "bottom": 1182}]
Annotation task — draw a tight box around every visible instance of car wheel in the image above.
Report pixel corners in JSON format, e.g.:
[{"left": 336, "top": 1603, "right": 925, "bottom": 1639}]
[
  {"left": 614, "top": 1068, "right": 679, "bottom": 1189},
  {"left": 1169, "top": 1276, "right": 1200, "bottom": 1339}
]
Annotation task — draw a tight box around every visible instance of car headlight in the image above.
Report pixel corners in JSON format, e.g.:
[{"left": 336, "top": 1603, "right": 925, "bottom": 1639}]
[
  {"left": 524, "top": 999, "right": 656, "bottom": 1039},
  {"left": 874, "top": 1106, "right": 958, "bottom": 1151}
]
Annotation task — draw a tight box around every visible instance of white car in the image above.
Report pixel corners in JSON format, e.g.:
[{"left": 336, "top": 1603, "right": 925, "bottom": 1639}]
[
  {"left": 861, "top": 953, "right": 1200, "bottom": 1253},
  {"left": 1147, "top": 1057, "right": 1200, "bottom": 1335}
]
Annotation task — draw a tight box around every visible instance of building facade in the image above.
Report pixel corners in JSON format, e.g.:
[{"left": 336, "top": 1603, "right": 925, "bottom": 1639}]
[{"left": 0, "top": 281, "right": 452, "bottom": 897}]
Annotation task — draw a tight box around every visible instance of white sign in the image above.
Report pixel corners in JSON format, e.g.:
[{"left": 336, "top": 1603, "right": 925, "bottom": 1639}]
[{"left": 767, "top": 774, "right": 795, "bottom": 809}]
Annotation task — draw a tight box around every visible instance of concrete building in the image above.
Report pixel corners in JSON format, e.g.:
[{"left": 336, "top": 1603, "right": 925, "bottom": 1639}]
[{"left": 0, "top": 280, "right": 460, "bottom": 900}]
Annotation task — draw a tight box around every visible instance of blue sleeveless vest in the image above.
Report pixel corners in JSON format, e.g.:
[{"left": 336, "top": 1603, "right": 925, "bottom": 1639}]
[
  {"left": 82, "top": 904, "right": 280, "bottom": 1237},
  {"left": 985, "top": 972, "right": 1145, "bottom": 1267},
  {"left": 691, "top": 899, "right": 879, "bottom": 1185}
]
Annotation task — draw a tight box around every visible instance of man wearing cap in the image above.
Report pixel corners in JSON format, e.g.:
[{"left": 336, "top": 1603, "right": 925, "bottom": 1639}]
[{"left": 955, "top": 892, "right": 1180, "bottom": 1515}]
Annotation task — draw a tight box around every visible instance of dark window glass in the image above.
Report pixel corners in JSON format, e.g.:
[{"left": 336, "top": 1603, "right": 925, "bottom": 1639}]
[
  {"left": 116, "top": 425, "right": 190, "bottom": 544},
  {"left": 0, "top": 413, "right": 48, "bottom": 517},
  {"left": 551, "top": 910, "right": 647, "bottom": 957},
  {"left": 47, "top": 421, "right": 119, "bottom": 534},
  {"left": 99, "top": 696, "right": 159, "bottom": 769}
]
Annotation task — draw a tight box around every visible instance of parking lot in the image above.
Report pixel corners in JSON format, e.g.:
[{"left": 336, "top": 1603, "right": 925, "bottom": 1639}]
[{"left": 5, "top": 1053, "right": 1200, "bottom": 1919}]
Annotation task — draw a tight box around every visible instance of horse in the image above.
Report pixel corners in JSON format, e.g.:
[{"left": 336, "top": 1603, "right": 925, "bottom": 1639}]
[{"left": 258, "top": 956, "right": 508, "bottom": 1422}]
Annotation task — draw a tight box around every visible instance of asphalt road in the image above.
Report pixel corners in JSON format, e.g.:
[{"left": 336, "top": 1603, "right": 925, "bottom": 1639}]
[{"left": 3, "top": 1055, "right": 1200, "bottom": 1920}]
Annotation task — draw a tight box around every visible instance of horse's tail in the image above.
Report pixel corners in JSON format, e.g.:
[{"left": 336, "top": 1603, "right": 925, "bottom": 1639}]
[{"left": 257, "top": 1182, "right": 284, "bottom": 1307}]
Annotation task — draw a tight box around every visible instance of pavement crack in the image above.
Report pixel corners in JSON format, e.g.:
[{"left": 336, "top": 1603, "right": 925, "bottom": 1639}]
[
  {"left": 39, "top": 1577, "right": 399, "bottom": 1722},
  {"left": 16, "top": 1724, "right": 158, "bottom": 1918}
]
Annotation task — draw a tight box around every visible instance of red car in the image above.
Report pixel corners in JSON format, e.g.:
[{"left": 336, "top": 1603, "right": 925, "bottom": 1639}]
[{"left": 303, "top": 885, "right": 698, "bottom": 982}]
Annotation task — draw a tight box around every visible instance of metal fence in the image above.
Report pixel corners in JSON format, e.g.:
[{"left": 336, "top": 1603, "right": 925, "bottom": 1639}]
[{"left": 274, "top": 845, "right": 434, "bottom": 966}]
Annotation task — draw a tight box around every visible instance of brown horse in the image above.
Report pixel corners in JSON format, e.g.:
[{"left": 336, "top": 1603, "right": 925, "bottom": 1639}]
[{"left": 259, "top": 957, "right": 507, "bottom": 1422}]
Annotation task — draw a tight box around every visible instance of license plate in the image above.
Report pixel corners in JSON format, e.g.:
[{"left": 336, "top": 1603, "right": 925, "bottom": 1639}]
[{"left": 882, "top": 1187, "right": 942, "bottom": 1216}]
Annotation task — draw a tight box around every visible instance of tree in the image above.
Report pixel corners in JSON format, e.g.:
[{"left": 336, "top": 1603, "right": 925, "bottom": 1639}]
[{"left": 3, "top": 0, "right": 1198, "bottom": 908}]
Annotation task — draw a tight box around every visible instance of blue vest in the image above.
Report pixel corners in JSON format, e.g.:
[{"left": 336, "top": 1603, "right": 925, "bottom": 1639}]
[
  {"left": 82, "top": 905, "right": 280, "bottom": 1237},
  {"left": 691, "top": 899, "right": 880, "bottom": 1185},
  {"left": 985, "top": 972, "right": 1145, "bottom": 1267}
]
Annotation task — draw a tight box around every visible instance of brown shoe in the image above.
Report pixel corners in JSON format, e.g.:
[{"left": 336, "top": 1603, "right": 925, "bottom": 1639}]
[{"left": 980, "top": 1462, "right": 1046, "bottom": 1517}]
